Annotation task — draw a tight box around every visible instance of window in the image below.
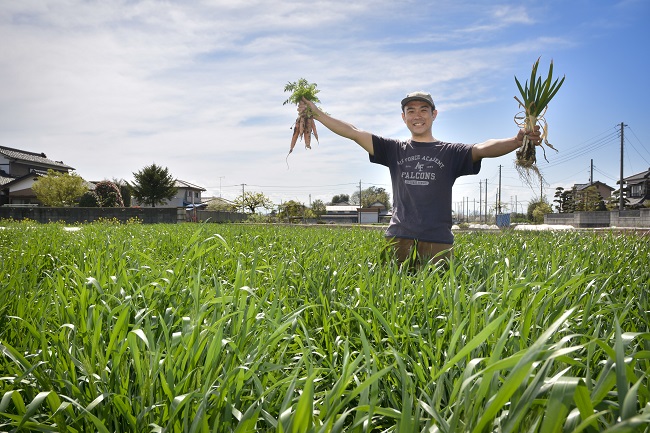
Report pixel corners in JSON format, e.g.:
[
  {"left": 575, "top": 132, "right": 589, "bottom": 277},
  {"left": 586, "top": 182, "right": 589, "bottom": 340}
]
[{"left": 630, "top": 184, "right": 642, "bottom": 197}]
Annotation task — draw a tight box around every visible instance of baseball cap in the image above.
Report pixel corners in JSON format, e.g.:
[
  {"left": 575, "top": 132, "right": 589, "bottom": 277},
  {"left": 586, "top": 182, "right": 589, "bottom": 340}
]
[{"left": 401, "top": 91, "right": 435, "bottom": 110}]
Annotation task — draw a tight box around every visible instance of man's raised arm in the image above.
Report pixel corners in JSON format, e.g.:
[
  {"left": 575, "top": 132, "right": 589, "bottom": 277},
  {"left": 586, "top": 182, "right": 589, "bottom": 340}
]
[{"left": 299, "top": 98, "right": 374, "bottom": 155}]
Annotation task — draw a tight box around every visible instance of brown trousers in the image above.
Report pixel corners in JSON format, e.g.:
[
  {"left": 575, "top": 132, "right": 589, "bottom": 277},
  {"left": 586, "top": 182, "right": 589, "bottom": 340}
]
[{"left": 387, "top": 237, "right": 453, "bottom": 267}]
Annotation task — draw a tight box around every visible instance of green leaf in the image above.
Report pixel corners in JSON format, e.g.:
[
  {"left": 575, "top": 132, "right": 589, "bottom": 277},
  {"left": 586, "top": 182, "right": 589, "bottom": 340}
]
[
  {"left": 435, "top": 312, "right": 508, "bottom": 380},
  {"left": 283, "top": 78, "right": 321, "bottom": 105},
  {"left": 614, "top": 317, "right": 629, "bottom": 418},
  {"left": 291, "top": 373, "right": 315, "bottom": 433},
  {"left": 621, "top": 377, "right": 643, "bottom": 421}
]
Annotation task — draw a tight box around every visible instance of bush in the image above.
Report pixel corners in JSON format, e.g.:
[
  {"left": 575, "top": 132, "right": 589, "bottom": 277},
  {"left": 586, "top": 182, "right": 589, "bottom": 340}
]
[
  {"left": 94, "top": 180, "right": 124, "bottom": 207},
  {"left": 78, "top": 191, "right": 99, "bottom": 207}
]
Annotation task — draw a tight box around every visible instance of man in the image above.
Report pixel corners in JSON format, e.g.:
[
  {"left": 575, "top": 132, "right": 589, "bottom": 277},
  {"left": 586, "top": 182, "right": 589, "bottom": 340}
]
[{"left": 299, "top": 91, "right": 541, "bottom": 266}]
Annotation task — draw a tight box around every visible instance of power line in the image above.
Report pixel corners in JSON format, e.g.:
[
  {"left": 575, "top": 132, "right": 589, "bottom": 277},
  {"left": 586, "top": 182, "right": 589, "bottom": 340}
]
[
  {"left": 544, "top": 128, "right": 619, "bottom": 168},
  {"left": 219, "top": 182, "right": 362, "bottom": 189},
  {"left": 625, "top": 135, "right": 650, "bottom": 167},
  {"left": 593, "top": 166, "right": 617, "bottom": 182},
  {"left": 626, "top": 125, "right": 650, "bottom": 160}
]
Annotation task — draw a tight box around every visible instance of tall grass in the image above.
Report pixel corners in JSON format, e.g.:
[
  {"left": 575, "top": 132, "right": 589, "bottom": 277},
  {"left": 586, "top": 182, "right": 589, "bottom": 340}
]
[{"left": 1, "top": 221, "right": 648, "bottom": 432}]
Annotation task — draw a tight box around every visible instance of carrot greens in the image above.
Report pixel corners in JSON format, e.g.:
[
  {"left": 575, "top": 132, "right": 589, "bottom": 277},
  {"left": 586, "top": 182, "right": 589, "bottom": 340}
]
[{"left": 514, "top": 57, "right": 565, "bottom": 183}]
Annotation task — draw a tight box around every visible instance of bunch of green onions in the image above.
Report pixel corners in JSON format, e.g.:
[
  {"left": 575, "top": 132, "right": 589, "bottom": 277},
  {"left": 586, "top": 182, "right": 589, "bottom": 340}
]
[{"left": 514, "top": 57, "right": 565, "bottom": 173}]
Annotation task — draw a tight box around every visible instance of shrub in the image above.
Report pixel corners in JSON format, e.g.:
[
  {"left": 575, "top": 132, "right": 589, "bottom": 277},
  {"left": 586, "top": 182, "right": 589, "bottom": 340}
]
[{"left": 94, "top": 180, "right": 124, "bottom": 207}]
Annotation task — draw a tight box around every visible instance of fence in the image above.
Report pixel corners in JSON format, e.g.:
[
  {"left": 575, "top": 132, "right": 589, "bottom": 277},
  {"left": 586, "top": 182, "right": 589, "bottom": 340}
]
[
  {"left": 545, "top": 208, "right": 650, "bottom": 228},
  {"left": 194, "top": 210, "right": 247, "bottom": 223},
  {"left": 1, "top": 206, "right": 184, "bottom": 224}
]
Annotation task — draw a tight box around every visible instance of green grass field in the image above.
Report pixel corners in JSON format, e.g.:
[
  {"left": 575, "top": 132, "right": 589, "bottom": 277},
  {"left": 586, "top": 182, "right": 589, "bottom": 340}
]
[{"left": 1, "top": 221, "right": 649, "bottom": 432}]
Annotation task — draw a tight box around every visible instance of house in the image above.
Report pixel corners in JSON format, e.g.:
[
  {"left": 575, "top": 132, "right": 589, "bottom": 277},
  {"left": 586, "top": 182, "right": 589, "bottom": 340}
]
[
  {"left": 324, "top": 202, "right": 358, "bottom": 223},
  {"left": 623, "top": 167, "right": 650, "bottom": 208},
  {"left": 572, "top": 181, "right": 614, "bottom": 210},
  {"left": 201, "top": 196, "right": 236, "bottom": 211},
  {"left": 359, "top": 201, "right": 391, "bottom": 223},
  {"left": 324, "top": 201, "right": 390, "bottom": 224},
  {"left": 133, "top": 179, "right": 207, "bottom": 208},
  {"left": 0, "top": 145, "right": 75, "bottom": 205}
]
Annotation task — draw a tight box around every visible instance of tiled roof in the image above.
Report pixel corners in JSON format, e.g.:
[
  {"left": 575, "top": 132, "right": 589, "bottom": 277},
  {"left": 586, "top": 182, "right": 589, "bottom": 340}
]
[
  {"left": 624, "top": 168, "right": 650, "bottom": 182},
  {"left": 0, "top": 174, "right": 14, "bottom": 186},
  {"left": 174, "top": 179, "right": 206, "bottom": 191},
  {"left": 574, "top": 181, "right": 614, "bottom": 191},
  {"left": 0, "top": 146, "right": 74, "bottom": 170}
]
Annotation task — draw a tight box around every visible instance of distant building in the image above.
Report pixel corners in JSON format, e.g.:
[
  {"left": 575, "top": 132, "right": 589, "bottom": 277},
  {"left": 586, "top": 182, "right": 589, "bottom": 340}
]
[
  {"left": 202, "top": 196, "right": 236, "bottom": 210},
  {"left": 323, "top": 201, "right": 390, "bottom": 224},
  {"left": 0, "top": 145, "right": 75, "bottom": 205},
  {"left": 133, "top": 179, "right": 207, "bottom": 208},
  {"left": 572, "top": 181, "right": 614, "bottom": 209}
]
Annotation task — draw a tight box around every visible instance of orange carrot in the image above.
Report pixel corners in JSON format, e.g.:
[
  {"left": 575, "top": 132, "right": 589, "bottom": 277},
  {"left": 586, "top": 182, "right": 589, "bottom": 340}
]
[
  {"left": 310, "top": 118, "right": 319, "bottom": 143},
  {"left": 304, "top": 116, "right": 312, "bottom": 149},
  {"left": 288, "top": 118, "right": 300, "bottom": 154},
  {"left": 299, "top": 115, "right": 305, "bottom": 141}
]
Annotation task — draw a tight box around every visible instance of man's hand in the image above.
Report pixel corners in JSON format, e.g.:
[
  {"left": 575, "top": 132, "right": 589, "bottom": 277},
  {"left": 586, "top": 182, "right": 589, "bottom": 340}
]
[
  {"left": 298, "top": 97, "right": 319, "bottom": 117},
  {"left": 517, "top": 125, "right": 542, "bottom": 147}
]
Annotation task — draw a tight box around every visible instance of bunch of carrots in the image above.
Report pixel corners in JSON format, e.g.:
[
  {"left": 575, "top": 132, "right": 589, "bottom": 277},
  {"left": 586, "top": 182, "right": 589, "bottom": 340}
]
[{"left": 283, "top": 78, "right": 321, "bottom": 156}]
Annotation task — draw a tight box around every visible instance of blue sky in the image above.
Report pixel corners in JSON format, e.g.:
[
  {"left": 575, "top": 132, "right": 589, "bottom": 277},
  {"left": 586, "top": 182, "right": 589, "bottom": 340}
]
[{"left": 1, "top": 0, "right": 648, "bottom": 213}]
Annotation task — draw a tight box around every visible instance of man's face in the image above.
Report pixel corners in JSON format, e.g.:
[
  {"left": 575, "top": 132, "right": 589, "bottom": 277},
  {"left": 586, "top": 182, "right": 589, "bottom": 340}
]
[{"left": 402, "top": 101, "right": 437, "bottom": 137}]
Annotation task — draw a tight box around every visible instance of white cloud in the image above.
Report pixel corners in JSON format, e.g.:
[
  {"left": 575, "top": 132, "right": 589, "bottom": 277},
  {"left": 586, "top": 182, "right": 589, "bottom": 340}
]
[{"left": 1, "top": 0, "right": 647, "bottom": 208}]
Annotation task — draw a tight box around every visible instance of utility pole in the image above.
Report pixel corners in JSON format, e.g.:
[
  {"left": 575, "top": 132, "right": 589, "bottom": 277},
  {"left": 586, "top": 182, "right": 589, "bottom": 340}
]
[
  {"left": 358, "top": 180, "right": 362, "bottom": 225},
  {"left": 484, "top": 179, "right": 487, "bottom": 224},
  {"left": 241, "top": 184, "right": 245, "bottom": 213},
  {"left": 462, "top": 197, "right": 466, "bottom": 222},
  {"left": 619, "top": 122, "right": 626, "bottom": 211},
  {"left": 219, "top": 176, "right": 225, "bottom": 198},
  {"left": 359, "top": 180, "right": 362, "bottom": 207},
  {"left": 590, "top": 160, "right": 593, "bottom": 184},
  {"left": 479, "top": 181, "right": 483, "bottom": 222},
  {"left": 498, "top": 165, "right": 502, "bottom": 214}
]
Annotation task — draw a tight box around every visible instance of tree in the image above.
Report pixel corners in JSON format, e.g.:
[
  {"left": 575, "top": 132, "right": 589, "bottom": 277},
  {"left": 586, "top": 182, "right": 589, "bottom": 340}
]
[
  {"left": 553, "top": 187, "right": 574, "bottom": 213},
  {"left": 32, "top": 170, "right": 88, "bottom": 207},
  {"left": 330, "top": 194, "right": 349, "bottom": 204},
  {"left": 528, "top": 199, "right": 552, "bottom": 224},
  {"left": 554, "top": 187, "right": 565, "bottom": 213},
  {"left": 113, "top": 178, "right": 131, "bottom": 207},
  {"left": 233, "top": 191, "right": 274, "bottom": 214},
  {"left": 609, "top": 186, "right": 628, "bottom": 210},
  {"left": 575, "top": 186, "right": 605, "bottom": 211},
  {"left": 129, "top": 164, "right": 177, "bottom": 207},
  {"left": 94, "top": 180, "right": 124, "bottom": 207},
  {"left": 78, "top": 191, "right": 99, "bottom": 207},
  {"left": 278, "top": 200, "right": 304, "bottom": 222},
  {"left": 350, "top": 186, "right": 391, "bottom": 208},
  {"left": 311, "top": 199, "right": 326, "bottom": 218}
]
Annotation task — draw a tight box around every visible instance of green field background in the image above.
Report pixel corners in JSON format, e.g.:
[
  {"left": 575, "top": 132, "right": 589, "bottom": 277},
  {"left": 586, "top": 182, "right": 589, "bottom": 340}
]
[{"left": 1, "top": 221, "right": 649, "bottom": 432}]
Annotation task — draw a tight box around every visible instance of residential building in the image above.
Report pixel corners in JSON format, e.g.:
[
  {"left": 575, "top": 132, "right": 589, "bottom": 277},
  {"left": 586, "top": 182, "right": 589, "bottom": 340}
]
[
  {"left": 571, "top": 181, "right": 614, "bottom": 210},
  {"left": 133, "top": 179, "right": 207, "bottom": 208},
  {"left": 323, "top": 201, "right": 390, "bottom": 224},
  {"left": 623, "top": 167, "right": 650, "bottom": 208},
  {"left": 0, "top": 145, "right": 74, "bottom": 205},
  {"left": 201, "top": 196, "right": 236, "bottom": 210}
]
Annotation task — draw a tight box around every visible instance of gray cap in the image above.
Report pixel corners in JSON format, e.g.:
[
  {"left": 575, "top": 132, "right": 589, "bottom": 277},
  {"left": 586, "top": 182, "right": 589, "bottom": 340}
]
[{"left": 401, "top": 91, "right": 435, "bottom": 110}]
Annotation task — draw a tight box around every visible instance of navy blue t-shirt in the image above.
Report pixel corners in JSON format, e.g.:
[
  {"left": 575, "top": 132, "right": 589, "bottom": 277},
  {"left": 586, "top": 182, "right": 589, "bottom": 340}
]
[{"left": 370, "top": 135, "right": 481, "bottom": 244}]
